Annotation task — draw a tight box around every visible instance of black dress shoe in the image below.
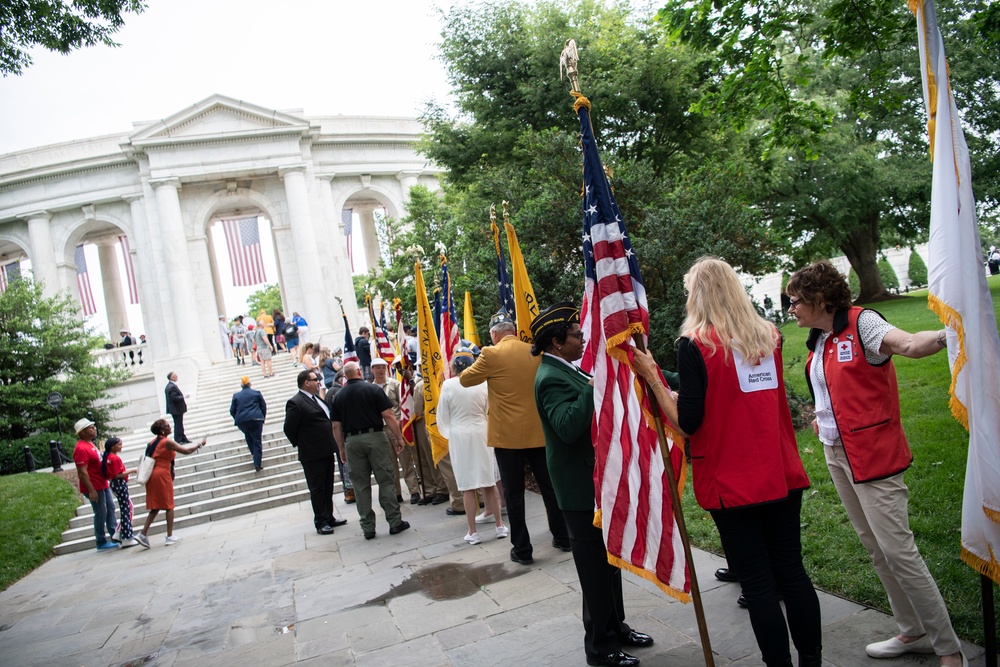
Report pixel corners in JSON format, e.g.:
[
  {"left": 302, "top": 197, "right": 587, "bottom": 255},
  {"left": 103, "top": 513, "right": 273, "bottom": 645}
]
[
  {"left": 396, "top": 495, "right": 404, "bottom": 503},
  {"left": 509, "top": 548, "right": 533, "bottom": 566},
  {"left": 330, "top": 518, "right": 348, "bottom": 527},
  {"left": 389, "top": 520, "right": 410, "bottom": 535},
  {"left": 416, "top": 496, "right": 434, "bottom": 505},
  {"left": 445, "top": 507, "right": 465, "bottom": 516},
  {"left": 364, "top": 531, "right": 376, "bottom": 540},
  {"left": 430, "top": 494, "right": 449, "bottom": 505},
  {"left": 410, "top": 493, "right": 421, "bottom": 504},
  {"left": 316, "top": 525, "right": 335, "bottom": 535},
  {"left": 737, "top": 594, "right": 748, "bottom": 609},
  {"left": 552, "top": 539, "right": 572, "bottom": 553},
  {"left": 619, "top": 630, "right": 654, "bottom": 648},
  {"left": 586, "top": 650, "right": 640, "bottom": 667},
  {"left": 715, "top": 567, "right": 738, "bottom": 582}
]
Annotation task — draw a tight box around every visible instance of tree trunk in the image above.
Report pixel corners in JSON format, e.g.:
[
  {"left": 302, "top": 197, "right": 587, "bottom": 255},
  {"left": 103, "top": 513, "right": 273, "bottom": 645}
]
[{"left": 839, "top": 211, "right": 888, "bottom": 303}]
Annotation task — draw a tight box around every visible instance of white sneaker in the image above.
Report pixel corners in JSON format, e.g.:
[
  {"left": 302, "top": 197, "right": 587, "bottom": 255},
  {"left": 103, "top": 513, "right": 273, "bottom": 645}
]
[
  {"left": 164, "top": 535, "right": 182, "bottom": 546},
  {"left": 120, "top": 538, "right": 137, "bottom": 548},
  {"left": 475, "top": 512, "right": 493, "bottom": 524},
  {"left": 464, "top": 532, "right": 481, "bottom": 545},
  {"left": 111, "top": 525, "right": 121, "bottom": 543},
  {"left": 496, "top": 525, "right": 508, "bottom": 539},
  {"left": 865, "top": 635, "right": 934, "bottom": 658}
]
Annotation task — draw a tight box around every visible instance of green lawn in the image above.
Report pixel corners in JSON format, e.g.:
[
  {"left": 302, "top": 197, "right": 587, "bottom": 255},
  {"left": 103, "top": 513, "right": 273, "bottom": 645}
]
[
  {"left": 681, "top": 274, "right": 1000, "bottom": 645},
  {"left": 0, "top": 473, "right": 80, "bottom": 590}
]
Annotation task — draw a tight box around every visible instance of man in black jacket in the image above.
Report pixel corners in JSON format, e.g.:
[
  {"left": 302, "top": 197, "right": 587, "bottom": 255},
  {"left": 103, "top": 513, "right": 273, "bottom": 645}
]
[
  {"left": 355, "top": 327, "right": 373, "bottom": 381},
  {"left": 284, "top": 370, "right": 347, "bottom": 534},
  {"left": 164, "top": 372, "right": 190, "bottom": 443}
]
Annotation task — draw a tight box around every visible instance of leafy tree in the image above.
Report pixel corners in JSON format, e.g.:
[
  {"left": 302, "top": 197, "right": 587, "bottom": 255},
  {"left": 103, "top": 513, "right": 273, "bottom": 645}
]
[
  {"left": 246, "top": 283, "right": 281, "bottom": 316},
  {"left": 0, "top": 279, "right": 126, "bottom": 445},
  {"left": 1, "top": 0, "right": 146, "bottom": 76},
  {"left": 878, "top": 256, "right": 899, "bottom": 292},
  {"left": 848, "top": 267, "right": 861, "bottom": 300},
  {"left": 907, "top": 249, "right": 928, "bottom": 286}
]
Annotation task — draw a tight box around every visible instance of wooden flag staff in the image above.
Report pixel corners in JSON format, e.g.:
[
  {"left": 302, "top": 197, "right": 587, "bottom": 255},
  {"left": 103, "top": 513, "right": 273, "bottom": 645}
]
[{"left": 561, "top": 37, "right": 715, "bottom": 667}]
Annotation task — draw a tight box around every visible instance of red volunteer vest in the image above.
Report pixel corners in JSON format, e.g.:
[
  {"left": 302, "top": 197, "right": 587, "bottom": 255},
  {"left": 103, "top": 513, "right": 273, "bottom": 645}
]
[
  {"left": 688, "top": 331, "right": 809, "bottom": 511},
  {"left": 805, "top": 307, "right": 911, "bottom": 483}
]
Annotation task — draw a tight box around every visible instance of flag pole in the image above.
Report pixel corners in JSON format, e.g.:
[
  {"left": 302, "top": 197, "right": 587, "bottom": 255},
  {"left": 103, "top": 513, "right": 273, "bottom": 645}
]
[{"left": 632, "top": 334, "right": 715, "bottom": 667}]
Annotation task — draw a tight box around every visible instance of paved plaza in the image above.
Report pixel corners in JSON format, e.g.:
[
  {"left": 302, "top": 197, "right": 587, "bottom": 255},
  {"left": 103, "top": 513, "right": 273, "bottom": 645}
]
[{"left": 0, "top": 489, "right": 986, "bottom": 666}]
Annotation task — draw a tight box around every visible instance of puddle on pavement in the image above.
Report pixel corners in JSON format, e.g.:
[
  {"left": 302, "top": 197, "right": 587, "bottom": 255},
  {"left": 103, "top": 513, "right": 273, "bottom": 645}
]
[
  {"left": 363, "top": 562, "right": 527, "bottom": 605},
  {"left": 118, "top": 654, "right": 157, "bottom": 667}
]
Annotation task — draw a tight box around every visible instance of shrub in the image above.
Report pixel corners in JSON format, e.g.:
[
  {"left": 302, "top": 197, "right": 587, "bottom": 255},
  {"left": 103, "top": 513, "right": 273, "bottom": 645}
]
[
  {"left": 908, "top": 250, "right": 928, "bottom": 286},
  {"left": 878, "top": 257, "right": 900, "bottom": 292}
]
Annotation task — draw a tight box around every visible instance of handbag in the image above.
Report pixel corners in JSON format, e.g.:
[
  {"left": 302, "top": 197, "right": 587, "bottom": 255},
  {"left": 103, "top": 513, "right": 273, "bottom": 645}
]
[{"left": 136, "top": 437, "right": 161, "bottom": 485}]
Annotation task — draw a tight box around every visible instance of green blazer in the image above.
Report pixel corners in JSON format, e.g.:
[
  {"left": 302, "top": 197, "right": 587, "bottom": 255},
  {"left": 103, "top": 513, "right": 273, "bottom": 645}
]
[{"left": 533, "top": 354, "right": 596, "bottom": 511}]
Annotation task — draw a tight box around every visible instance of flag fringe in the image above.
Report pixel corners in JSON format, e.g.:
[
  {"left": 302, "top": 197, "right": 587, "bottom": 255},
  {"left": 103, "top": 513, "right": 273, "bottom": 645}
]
[
  {"left": 606, "top": 552, "right": 692, "bottom": 604},
  {"left": 984, "top": 504, "right": 1000, "bottom": 526},
  {"left": 606, "top": 323, "right": 646, "bottom": 354},
  {"left": 927, "top": 292, "right": 970, "bottom": 429},
  {"left": 960, "top": 545, "right": 1000, "bottom": 586},
  {"left": 571, "top": 91, "right": 591, "bottom": 112}
]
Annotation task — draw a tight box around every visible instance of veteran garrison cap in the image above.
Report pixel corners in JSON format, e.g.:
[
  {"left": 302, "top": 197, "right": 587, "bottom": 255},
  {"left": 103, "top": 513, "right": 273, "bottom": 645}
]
[
  {"left": 489, "top": 309, "right": 515, "bottom": 330},
  {"left": 529, "top": 301, "right": 579, "bottom": 341}
]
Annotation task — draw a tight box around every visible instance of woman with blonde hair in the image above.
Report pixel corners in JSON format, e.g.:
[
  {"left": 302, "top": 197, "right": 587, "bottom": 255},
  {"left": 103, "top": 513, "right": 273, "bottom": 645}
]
[{"left": 633, "top": 257, "right": 821, "bottom": 667}]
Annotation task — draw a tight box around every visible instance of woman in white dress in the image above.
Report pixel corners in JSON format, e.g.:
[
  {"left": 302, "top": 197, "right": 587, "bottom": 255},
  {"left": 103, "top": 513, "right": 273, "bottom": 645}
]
[{"left": 438, "top": 350, "right": 508, "bottom": 545}]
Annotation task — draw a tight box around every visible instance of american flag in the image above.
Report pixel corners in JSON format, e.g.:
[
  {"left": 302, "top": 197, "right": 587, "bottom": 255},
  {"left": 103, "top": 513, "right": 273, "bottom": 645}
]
[
  {"left": 341, "top": 306, "right": 358, "bottom": 362},
  {"left": 74, "top": 244, "right": 97, "bottom": 316},
  {"left": 222, "top": 217, "right": 266, "bottom": 287},
  {"left": 366, "top": 295, "right": 395, "bottom": 364},
  {"left": 118, "top": 235, "right": 139, "bottom": 304},
  {"left": 342, "top": 208, "right": 354, "bottom": 272},
  {"left": 0, "top": 261, "right": 20, "bottom": 293},
  {"left": 577, "top": 96, "right": 690, "bottom": 602},
  {"left": 439, "top": 259, "right": 461, "bottom": 379},
  {"left": 491, "top": 218, "right": 515, "bottom": 315}
]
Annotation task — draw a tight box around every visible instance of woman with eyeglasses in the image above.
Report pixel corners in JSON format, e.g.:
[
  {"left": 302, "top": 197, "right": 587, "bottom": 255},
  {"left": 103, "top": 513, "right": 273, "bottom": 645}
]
[
  {"left": 785, "top": 261, "right": 963, "bottom": 667},
  {"left": 633, "top": 257, "right": 821, "bottom": 667}
]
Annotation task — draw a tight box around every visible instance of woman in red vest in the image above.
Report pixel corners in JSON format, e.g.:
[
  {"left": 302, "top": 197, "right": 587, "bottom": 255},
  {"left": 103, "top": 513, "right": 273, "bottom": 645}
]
[
  {"left": 635, "top": 257, "right": 821, "bottom": 667},
  {"left": 786, "top": 261, "right": 963, "bottom": 667}
]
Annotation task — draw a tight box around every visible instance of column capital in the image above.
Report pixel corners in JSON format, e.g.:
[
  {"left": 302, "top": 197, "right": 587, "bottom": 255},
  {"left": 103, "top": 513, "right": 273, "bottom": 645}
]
[
  {"left": 278, "top": 164, "right": 308, "bottom": 179},
  {"left": 24, "top": 210, "right": 51, "bottom": 222},
  {"left": 314, "top": 170, "right": 337, "bottom": 182},
  {"left": 94, "top": 236, "right": 118, "bottom": 247},
  {"left": 150, "top": 177, "right": 181, "bottom": 191},
  {"left": 396, "top": 170, "right": 422, "bottom": 181},
  {"left": 121, "top": 194, "right": 143, "bottom": 204}
]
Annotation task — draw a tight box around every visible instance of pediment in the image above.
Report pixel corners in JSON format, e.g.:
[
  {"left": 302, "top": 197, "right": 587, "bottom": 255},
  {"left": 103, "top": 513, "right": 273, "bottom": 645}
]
[{"left": 129, "top": 94, "right": 311, "bottom": 145}]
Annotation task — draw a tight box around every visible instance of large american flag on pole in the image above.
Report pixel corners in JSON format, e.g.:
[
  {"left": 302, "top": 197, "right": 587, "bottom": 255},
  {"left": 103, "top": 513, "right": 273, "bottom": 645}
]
[
  {"left": 222, "top": 217, "right": 266, "bottom": 287},
  {"left": 118, "top": 235, "right": 139, "bottom": 304},
  {"left": 74, "top": 244, "right": 97, "bottom": 316},
  {"left": 342, "top": 208, "right": 354, "bottom": 272},
  {"left": 912, "top": 0, "right": 1000, "bottom": 584},
  {"left": 577, "top": 94, "right": 690, "bottom": 601}
]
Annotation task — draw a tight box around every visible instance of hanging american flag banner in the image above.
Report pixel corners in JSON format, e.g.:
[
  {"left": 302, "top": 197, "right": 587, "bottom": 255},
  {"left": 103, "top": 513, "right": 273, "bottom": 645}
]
[
  {"left": 74, "top": 244, "right": 97, "bottom": 316},
  {"left": 221, "top": 217, "right": 267, "bottom": 287},
  {"left": 342, "top": 208, "right": 354, "bottom": 272},
  {"left": 439, "top": 258, "right": 461, "bottom": 379},
  {"left": 366, "top": 294, "right": 395, "bottom": 364},
  {"left": 0, "top": 263, "right": 8, "bottom": 293},
  {"left": 0, "top": 261, "right": 18, "bottom": 292},
  {"left": 577, "top": 94, "right": 690, "bottom": 602},
  {"left": 118, "top": 235, "right": 139, "bottom": 304}
]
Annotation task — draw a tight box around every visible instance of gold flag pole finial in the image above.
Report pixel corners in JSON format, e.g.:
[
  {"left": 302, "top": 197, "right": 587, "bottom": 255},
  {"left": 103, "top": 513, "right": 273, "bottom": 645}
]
[
  {"left": 502, "top": 200, "right": 510, "bottom": 226},
  {"left": 560, "top": 38, "right": 581, "bottom": 94},
  {"left": 489, "top": 202, "right": 496, "bottom": 224}
]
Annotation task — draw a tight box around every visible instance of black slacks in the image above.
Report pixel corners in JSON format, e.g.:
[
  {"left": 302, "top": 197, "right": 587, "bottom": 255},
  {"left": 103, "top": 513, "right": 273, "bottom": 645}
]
[
  {"left": 494, "top": 446, "right": 568, "bottom": 560},
  {"left": 170, "top": 412, "right": 187, "bottom": 442},
  {"left": 300, "top": 455, "right": 336, "bottom": 529}
]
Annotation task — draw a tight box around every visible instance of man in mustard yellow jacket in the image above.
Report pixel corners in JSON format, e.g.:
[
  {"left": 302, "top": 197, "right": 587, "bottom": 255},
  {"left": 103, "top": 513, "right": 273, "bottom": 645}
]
[{"left": 460, "top": 310, "right": 570, "bottom": 565}]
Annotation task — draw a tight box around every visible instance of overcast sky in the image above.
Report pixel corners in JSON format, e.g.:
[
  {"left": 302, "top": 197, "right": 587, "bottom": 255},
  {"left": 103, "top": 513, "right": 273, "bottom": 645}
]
[{"left": 0, "top": 0, "right": 456, "bottom": 153}]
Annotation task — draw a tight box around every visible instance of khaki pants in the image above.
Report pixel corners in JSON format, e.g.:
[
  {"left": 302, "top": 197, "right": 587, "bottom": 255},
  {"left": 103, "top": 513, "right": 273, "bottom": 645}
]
[
  {"left": 346, "top": 432, "right": 403, "bottom": 534},
  {"left": 413, "top": 419, "right": 448, "bottom": 498},
  {"left": 825, "top": 445, "right": 961, "bottom": 655},
  {"left": 389, "top": 434, "right": 420, "bottom": 497}
]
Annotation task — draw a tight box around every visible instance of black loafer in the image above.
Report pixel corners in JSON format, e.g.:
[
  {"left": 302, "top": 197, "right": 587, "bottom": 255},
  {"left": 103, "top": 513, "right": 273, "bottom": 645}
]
[
  {"left": 586, "top": 650, "right": 640, "bottom": 667},
  {"left": 620, "top": 630, "right": 654, "bottom": 648},
  {"left": 445, "top": 507, "right": 465, "bottom": 516},
  {"left": 330, "top": 518, "right": 348, "bottom": 527},
  {"left": 416, "top": 496, "right": 434, "bottom": 505},
  {"left": 410, "top": 493, "right": 421, "bottom": 504},
  {"left": 389, "top": 520, "right": 411, "bottom": 535},
  {"left": 364, "top": 531, "right": 376, "bottom": 540},
  {"left": 552, "top": 539, "right": 572, "bottom": 552},
  {"left": 510, "top": 548, "right": 533, "bottom": 566},
  {"left": 737, "top": 594, "right": 748, "bottom": 609},
  {"left": 715, "top": 567, "right": 738, "bottom": 582},
  {"left": 316, "top": 525, "right": 334, "bottom": 535},
  {"left": 431, "top": 494, "right": 449, "bottom": 505}
]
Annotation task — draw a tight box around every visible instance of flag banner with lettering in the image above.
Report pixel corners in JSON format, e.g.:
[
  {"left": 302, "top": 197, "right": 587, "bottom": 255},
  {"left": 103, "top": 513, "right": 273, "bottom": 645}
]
[
  {"left": 913, "top": 0, "right": 1000, "bottom": 584},
  {"left": 74, "top": 244, "right": 97, "bottom": 316},
  {"left": 576, "top": 93, "right": 690, "bottom": 602},
  {"left": 439, "top": 258, "right": 461, "bottom": 379},
  {"left": 504, "top": 219, "right": 539, "bottom": 342},
  {"left": 118, "top": 236, "right": 139, "bottom": 304},
  {"left": 414, "top": 261, "right": 448, "bottom": 463},
  {"left": 395, "top": 298, "right": 416, "bottom": 445},
  {"left": 366, "top": 294, "right": 395, "bottom": 364},
  {"left": 342, "top": 208, "right": 354, "bottom": 272},
  {"left": 492, "top": 217, "right": 516, "bottom": 315},
  {"left": 222, "top": 217, "right": 267, "bottom": 287},
  {"left": 464, "top": 291, "right": 482, "bottom": 348}
]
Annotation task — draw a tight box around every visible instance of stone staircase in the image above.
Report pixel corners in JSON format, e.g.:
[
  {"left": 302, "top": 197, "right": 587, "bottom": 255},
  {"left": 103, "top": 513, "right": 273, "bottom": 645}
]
[{"left": 55, "top": 351, "right": 322, "bottom": 555}]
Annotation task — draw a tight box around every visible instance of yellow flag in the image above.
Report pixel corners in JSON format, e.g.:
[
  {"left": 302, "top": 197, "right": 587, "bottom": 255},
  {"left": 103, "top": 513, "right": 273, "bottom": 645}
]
[
  {"left": 504, "top": 220, "right": 539, "bottom": 342},
  {"left": 415, "top": 261, "right": 449, "bottom": 464},
  {"left": 463, "top": 291, "right": 482, "bottom": 347}
]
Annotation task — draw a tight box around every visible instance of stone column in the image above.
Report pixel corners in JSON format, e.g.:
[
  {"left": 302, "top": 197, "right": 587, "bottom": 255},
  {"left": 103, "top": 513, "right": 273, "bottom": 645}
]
[
  {"left": 25, "top": 211, "right": 60, "bottom": 298},
  {"left": 356, "top": 204, "right": 381, "bottom": 274},
  {"left": 396, "top": 170, "right": 421, "bottom": 206},
  {"left": 279, "top": 165, "right": 330, "bottom": 331},
  {"left": 151, "top": 178, "right": 205, "bottom": 361},
  {"left": 96, "top": 237, "right": 127, "bottom": 333},
  {"left": 123, "top": 194, "right": 168, "bottom": 363}
]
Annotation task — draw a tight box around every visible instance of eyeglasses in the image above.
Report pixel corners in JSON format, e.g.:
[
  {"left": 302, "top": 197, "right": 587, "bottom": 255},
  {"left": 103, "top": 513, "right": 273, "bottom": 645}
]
[
  {"left": 788, "top": 297, "right": 802, "bottom": 310},
  {"left": 567, "top": 331, "right": 585, "bottom": 341}
]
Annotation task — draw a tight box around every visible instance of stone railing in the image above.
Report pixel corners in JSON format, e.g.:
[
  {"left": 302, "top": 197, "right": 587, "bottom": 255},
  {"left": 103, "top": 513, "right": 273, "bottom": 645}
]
[{"left": 92, "top": 344, "right": 151, "bottom": 377}]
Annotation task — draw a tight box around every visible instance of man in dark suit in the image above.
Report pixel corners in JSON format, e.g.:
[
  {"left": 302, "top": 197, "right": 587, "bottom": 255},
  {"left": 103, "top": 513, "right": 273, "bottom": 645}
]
[
  {"left": 230, "top": 376, "right": 267, "bottom": 471},
  {"left": 283, "top": 370, "right": 347, "bottom": 534},
  {"left": 164, "top": 372, "right": 190, "bottom": 443}
]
